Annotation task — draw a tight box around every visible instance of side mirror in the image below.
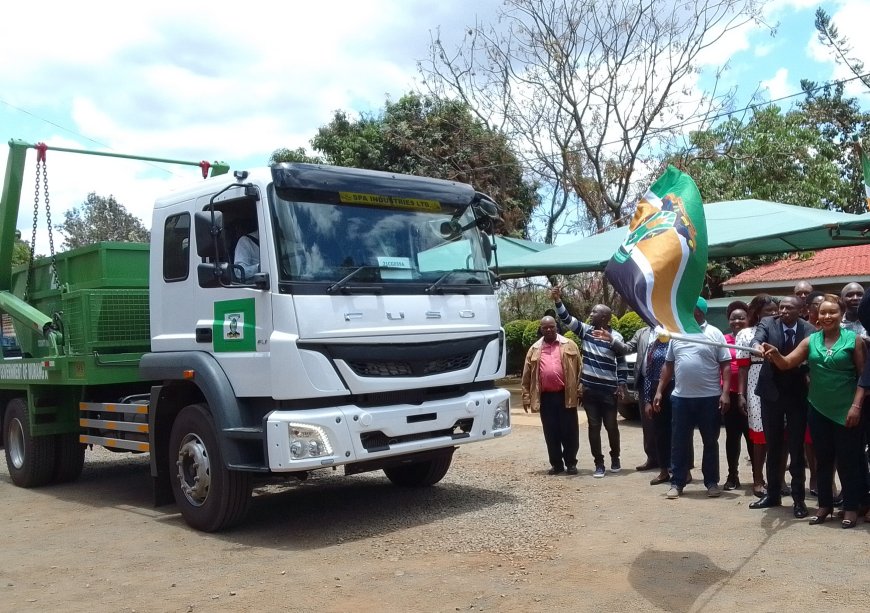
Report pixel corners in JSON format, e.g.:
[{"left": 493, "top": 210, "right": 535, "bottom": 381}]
[
  {"left": 194, "top": 211, "right": 226, "bottom": 259},
  {"left": 481, "top": 232, "right": 493, "bottom": 264},
  {"left": 472, "top": 192, "right": 500, "bottom": 219}
]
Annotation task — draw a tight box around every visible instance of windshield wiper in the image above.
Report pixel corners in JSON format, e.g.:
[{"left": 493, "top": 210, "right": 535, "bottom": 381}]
[
  {"left": 425, "top": 269, "right": 491, "bottom": 294},
  {"left": 326, "top": 266, "right": 380, "bottom": 294}
]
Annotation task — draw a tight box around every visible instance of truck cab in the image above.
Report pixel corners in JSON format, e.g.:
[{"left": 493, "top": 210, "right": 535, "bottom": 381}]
[{"left": 141, "top": 163, "right": 511, "bottom": 529}]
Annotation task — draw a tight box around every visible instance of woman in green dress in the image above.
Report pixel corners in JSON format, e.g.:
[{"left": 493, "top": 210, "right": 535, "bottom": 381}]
[{"left": 762, "top": 294, "right": 866, "bottom": 528}]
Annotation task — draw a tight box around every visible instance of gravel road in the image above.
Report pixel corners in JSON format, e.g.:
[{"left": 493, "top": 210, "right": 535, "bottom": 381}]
[{"left": 1, "top": 401, "right": 868, "bottom": 612}]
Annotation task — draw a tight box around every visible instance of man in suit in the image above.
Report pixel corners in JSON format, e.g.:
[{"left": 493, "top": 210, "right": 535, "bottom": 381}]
[
  {"left": 749, "top": 295, "right": 814, "bottom": 518},
  {"left": 614, "top": 325, "right": 658, "bottom": 470}
]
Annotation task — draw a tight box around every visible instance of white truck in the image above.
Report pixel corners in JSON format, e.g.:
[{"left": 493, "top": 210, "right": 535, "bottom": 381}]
[{"left": 0, "top": 141, "right": 511, "bottom": 531}]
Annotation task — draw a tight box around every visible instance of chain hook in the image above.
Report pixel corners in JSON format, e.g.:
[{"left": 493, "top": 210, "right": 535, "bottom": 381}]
[{"left": 24, "top": 143, "right": 61, "bottom": 301}]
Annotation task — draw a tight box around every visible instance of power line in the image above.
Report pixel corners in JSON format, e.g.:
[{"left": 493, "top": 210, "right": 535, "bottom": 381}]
[{"left": 0, "top": 97, "right": 186, "bottom": 177}]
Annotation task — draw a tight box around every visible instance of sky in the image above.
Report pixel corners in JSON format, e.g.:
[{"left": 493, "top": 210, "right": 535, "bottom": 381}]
[{"left": 1, "top": 0, "right": 868, "bottom": 251}]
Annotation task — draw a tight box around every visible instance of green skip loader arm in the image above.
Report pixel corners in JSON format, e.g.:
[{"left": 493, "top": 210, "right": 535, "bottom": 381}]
[{"left": 0, "top": 139, "right": 229, "bottom": 355}]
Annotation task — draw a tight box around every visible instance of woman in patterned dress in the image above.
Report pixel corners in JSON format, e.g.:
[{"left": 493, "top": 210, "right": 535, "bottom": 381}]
[{"left": 735, "top": 294, "right": 778, "bottom": 497}]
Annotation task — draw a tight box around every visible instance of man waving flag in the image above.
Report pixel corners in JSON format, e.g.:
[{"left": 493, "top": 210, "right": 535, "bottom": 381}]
[{"left": 604, "top": 165, "right": 707, "bottom": 335}]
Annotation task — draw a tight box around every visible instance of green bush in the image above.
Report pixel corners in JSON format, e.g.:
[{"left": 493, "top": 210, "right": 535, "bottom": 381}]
[
  {"left": 505, "top": 319, "right": 530, "bottom": 352},
  {"left": 522, "top": 320, "right": 542, "bottom": 353},
  {"left": 563, "top": 330, "right": 579, "bottom": 345},
  {"left": 617, "top": 311, "right": 646, "bottom": 341},
  {"left": 504, "top": 319, "right": 531, "bottom": 374}
]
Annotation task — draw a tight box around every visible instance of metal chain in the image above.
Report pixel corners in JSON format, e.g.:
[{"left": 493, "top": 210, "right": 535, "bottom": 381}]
[
  {"left": 24, "top": 161, "right": 41, "bottom": 301},
  {"left": 24, "top": 157, "right": 62, "bottom": 300},
  {"left": 41, "top": 162, "right": 60, "bottom": 288}
]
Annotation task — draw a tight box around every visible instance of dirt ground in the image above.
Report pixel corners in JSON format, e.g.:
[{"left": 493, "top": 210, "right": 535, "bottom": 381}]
[{"left": 2, "top": 385, "right": 869, "bottom": 613}]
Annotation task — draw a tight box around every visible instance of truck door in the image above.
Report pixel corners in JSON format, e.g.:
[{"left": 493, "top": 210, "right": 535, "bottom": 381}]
[{"left": 152, "top": 194, "right": 274, "bottom": 397}]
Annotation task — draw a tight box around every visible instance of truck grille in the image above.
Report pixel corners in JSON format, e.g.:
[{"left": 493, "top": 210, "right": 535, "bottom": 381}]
[{"left": 348, "top": 353, "right": 474, "bottom": 378}]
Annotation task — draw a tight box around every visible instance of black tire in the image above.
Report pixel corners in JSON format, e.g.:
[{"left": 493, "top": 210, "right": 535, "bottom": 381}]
[
  {"left": 168, "top": 403, "right": 251, "bottom": 532},
  {"left": 53, "top": 433, "right": 86, "bottom": 484},
  {"left": 383, "top": 451, "right": 453, "bottom": 487},
  {"left": 3, "top": 398, "right": 56, "bottom": 487}
]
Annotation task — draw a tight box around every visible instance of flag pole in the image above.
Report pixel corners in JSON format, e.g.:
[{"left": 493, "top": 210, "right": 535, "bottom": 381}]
[{"left": 654, "top": 327, "right": 763, "bottom": 356}]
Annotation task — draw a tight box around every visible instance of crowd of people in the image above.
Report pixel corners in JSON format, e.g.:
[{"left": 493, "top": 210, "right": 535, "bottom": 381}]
[{"left": 520, "top": 281, "right": 870, "bottom": 529}]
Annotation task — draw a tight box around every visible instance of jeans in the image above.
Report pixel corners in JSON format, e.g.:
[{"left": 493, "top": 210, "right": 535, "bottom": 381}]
[
  {"left": 583, "top": 387, "right": 620, "bottom": 466},
  {"left": 671, "top": 395, "right": 720, "bottom": 489}
]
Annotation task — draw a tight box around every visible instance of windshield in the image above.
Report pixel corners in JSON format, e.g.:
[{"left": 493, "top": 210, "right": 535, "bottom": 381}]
[{"left": 270, "top": 187, "right": 493, "bottom": 294}]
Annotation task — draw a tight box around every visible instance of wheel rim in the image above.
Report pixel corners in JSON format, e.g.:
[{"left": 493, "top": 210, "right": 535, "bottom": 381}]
[
  {"left": 175, "top": 433, "right": 211, "bottom": 506},
  {"left": 7, "top": 417, "right": 25, "bottom": 470}
]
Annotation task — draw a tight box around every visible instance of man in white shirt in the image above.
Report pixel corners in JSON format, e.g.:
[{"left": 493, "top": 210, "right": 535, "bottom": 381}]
[
  {"left": 654, "top": 297, "right": 731, "bottom": 499},
  {"left": 234, "top": 231, "right": 260, "bottom": 281}
]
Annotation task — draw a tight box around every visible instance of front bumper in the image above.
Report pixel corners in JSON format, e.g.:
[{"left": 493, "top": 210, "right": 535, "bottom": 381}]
[{"left": 265, "top": 388, "right": 511, "bottom": 471}]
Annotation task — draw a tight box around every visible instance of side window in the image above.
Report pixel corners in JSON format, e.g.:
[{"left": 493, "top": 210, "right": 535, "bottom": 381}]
[{"left": 163, "top": 213, "right": 190, "bottom": 282}]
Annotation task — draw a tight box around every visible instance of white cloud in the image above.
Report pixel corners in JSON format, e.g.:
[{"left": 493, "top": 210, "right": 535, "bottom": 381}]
[
  {"left": 760, "top": 67, "right": 792, "bottom": 100},
  {"left": 753, "top": 43, "right": 774, "bottom": 58},
  {"left": 0, "top": 0, "right": 503, "bottom": 250}
]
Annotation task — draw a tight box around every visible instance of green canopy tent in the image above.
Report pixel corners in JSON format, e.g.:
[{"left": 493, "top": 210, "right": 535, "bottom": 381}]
[
  {"left": 500, "top": 199, "right": 870, "bottom": 277},
  {"left": 491, "top": 235, "right": 554, "bottom": 270}
]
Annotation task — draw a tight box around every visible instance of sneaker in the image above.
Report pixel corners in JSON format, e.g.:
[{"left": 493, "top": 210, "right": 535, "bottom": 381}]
[
  {"left": 566, "top": 465, "right": 579, "bottom": 475},
  {"left": 707, "top": 484, "right": 722, "bottom": 498},
  {"left": 593, "top": 465, "right": 606, "bottom": 478},
  {"left": 610, "top": 459, "right": 622, "bottom": 473},
  {"left": 666, "top": 486, "right": 681, "bottom": 499},
  {"left": 723, "top": 477, "right": 740, "bottom": 491}
]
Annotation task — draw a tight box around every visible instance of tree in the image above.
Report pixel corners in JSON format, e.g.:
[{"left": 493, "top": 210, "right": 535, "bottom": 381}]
[
  {"left": 271, "top": 93, "right": 539, "bottom": 236},
  {"left": 803, "top": 7, "right": 870, "bottom": 93},
  {"left": 675, "top": 105, "right": 848, "bottom": 209},
  {"left": 422, "top": 0, "right": 769, "bottom": 243},
  {"left": 672, "top": 95, "right": 870, "bottom": 295},
  {"left": 11, "top": 234, "right": 30, "bottom": 268},
  {"left": 58, "top": 193, "right": 150, "bottom": 249},
  {"left": 267, "top": 146, "right": 321, "bottom": 165}
]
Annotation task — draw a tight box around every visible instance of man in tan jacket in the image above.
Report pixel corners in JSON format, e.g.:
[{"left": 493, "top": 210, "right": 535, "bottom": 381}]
[{"left": 522, "top": 316, "right": 581, "bottom": 475}]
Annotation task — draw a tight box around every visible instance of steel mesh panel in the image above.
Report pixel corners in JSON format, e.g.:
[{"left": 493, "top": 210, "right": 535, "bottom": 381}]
[{"left": 63, "top": 290, "right": 150, "bottom": 354}]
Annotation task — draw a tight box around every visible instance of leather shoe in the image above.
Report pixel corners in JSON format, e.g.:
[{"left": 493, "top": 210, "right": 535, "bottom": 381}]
[
  {"left": 566, "top": 465, "right": 579, "bottom": 475},
  {"left": 793, "top": 501, "right": 808, "bottom": 519},
  {"left": 635, "top": 462, "right": 658, "bottom": 471},
  {"left": 749, "top": 495, "right": 782, "bottom": 509}
]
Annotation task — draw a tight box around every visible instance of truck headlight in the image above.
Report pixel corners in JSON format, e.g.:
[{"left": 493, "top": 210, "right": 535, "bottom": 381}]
[
  {"left": 492, "top": 400, "right": 510, "bottom": 430},
  {"left": 287, "top": 423, "right": 333, "bottom": 460}
]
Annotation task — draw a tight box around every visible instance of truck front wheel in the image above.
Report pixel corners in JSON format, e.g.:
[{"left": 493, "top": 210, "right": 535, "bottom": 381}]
[
  {"left": 383, "top": 450, "right": 453, "bottom": 487},
  {"left": 168, "top": 403, "right": 251, "bottom": 532},
  {"left": 3, "top": 398, "right": 56, "bottom": 487}
]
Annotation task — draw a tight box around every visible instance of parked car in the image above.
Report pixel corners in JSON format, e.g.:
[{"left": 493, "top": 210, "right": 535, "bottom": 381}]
[{"left": 617, "top": 352, "right": 640, "bottom": 420}]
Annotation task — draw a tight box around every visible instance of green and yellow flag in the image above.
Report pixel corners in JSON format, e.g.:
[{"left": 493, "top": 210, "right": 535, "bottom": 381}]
[{"left": 604, "top": 166, "right": 708, "bottom": 335}]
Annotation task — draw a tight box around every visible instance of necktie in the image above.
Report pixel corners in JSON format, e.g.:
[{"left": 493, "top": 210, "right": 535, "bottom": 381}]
[{"left": 783, "top": 328, "right": 795, "bottom": 355}]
